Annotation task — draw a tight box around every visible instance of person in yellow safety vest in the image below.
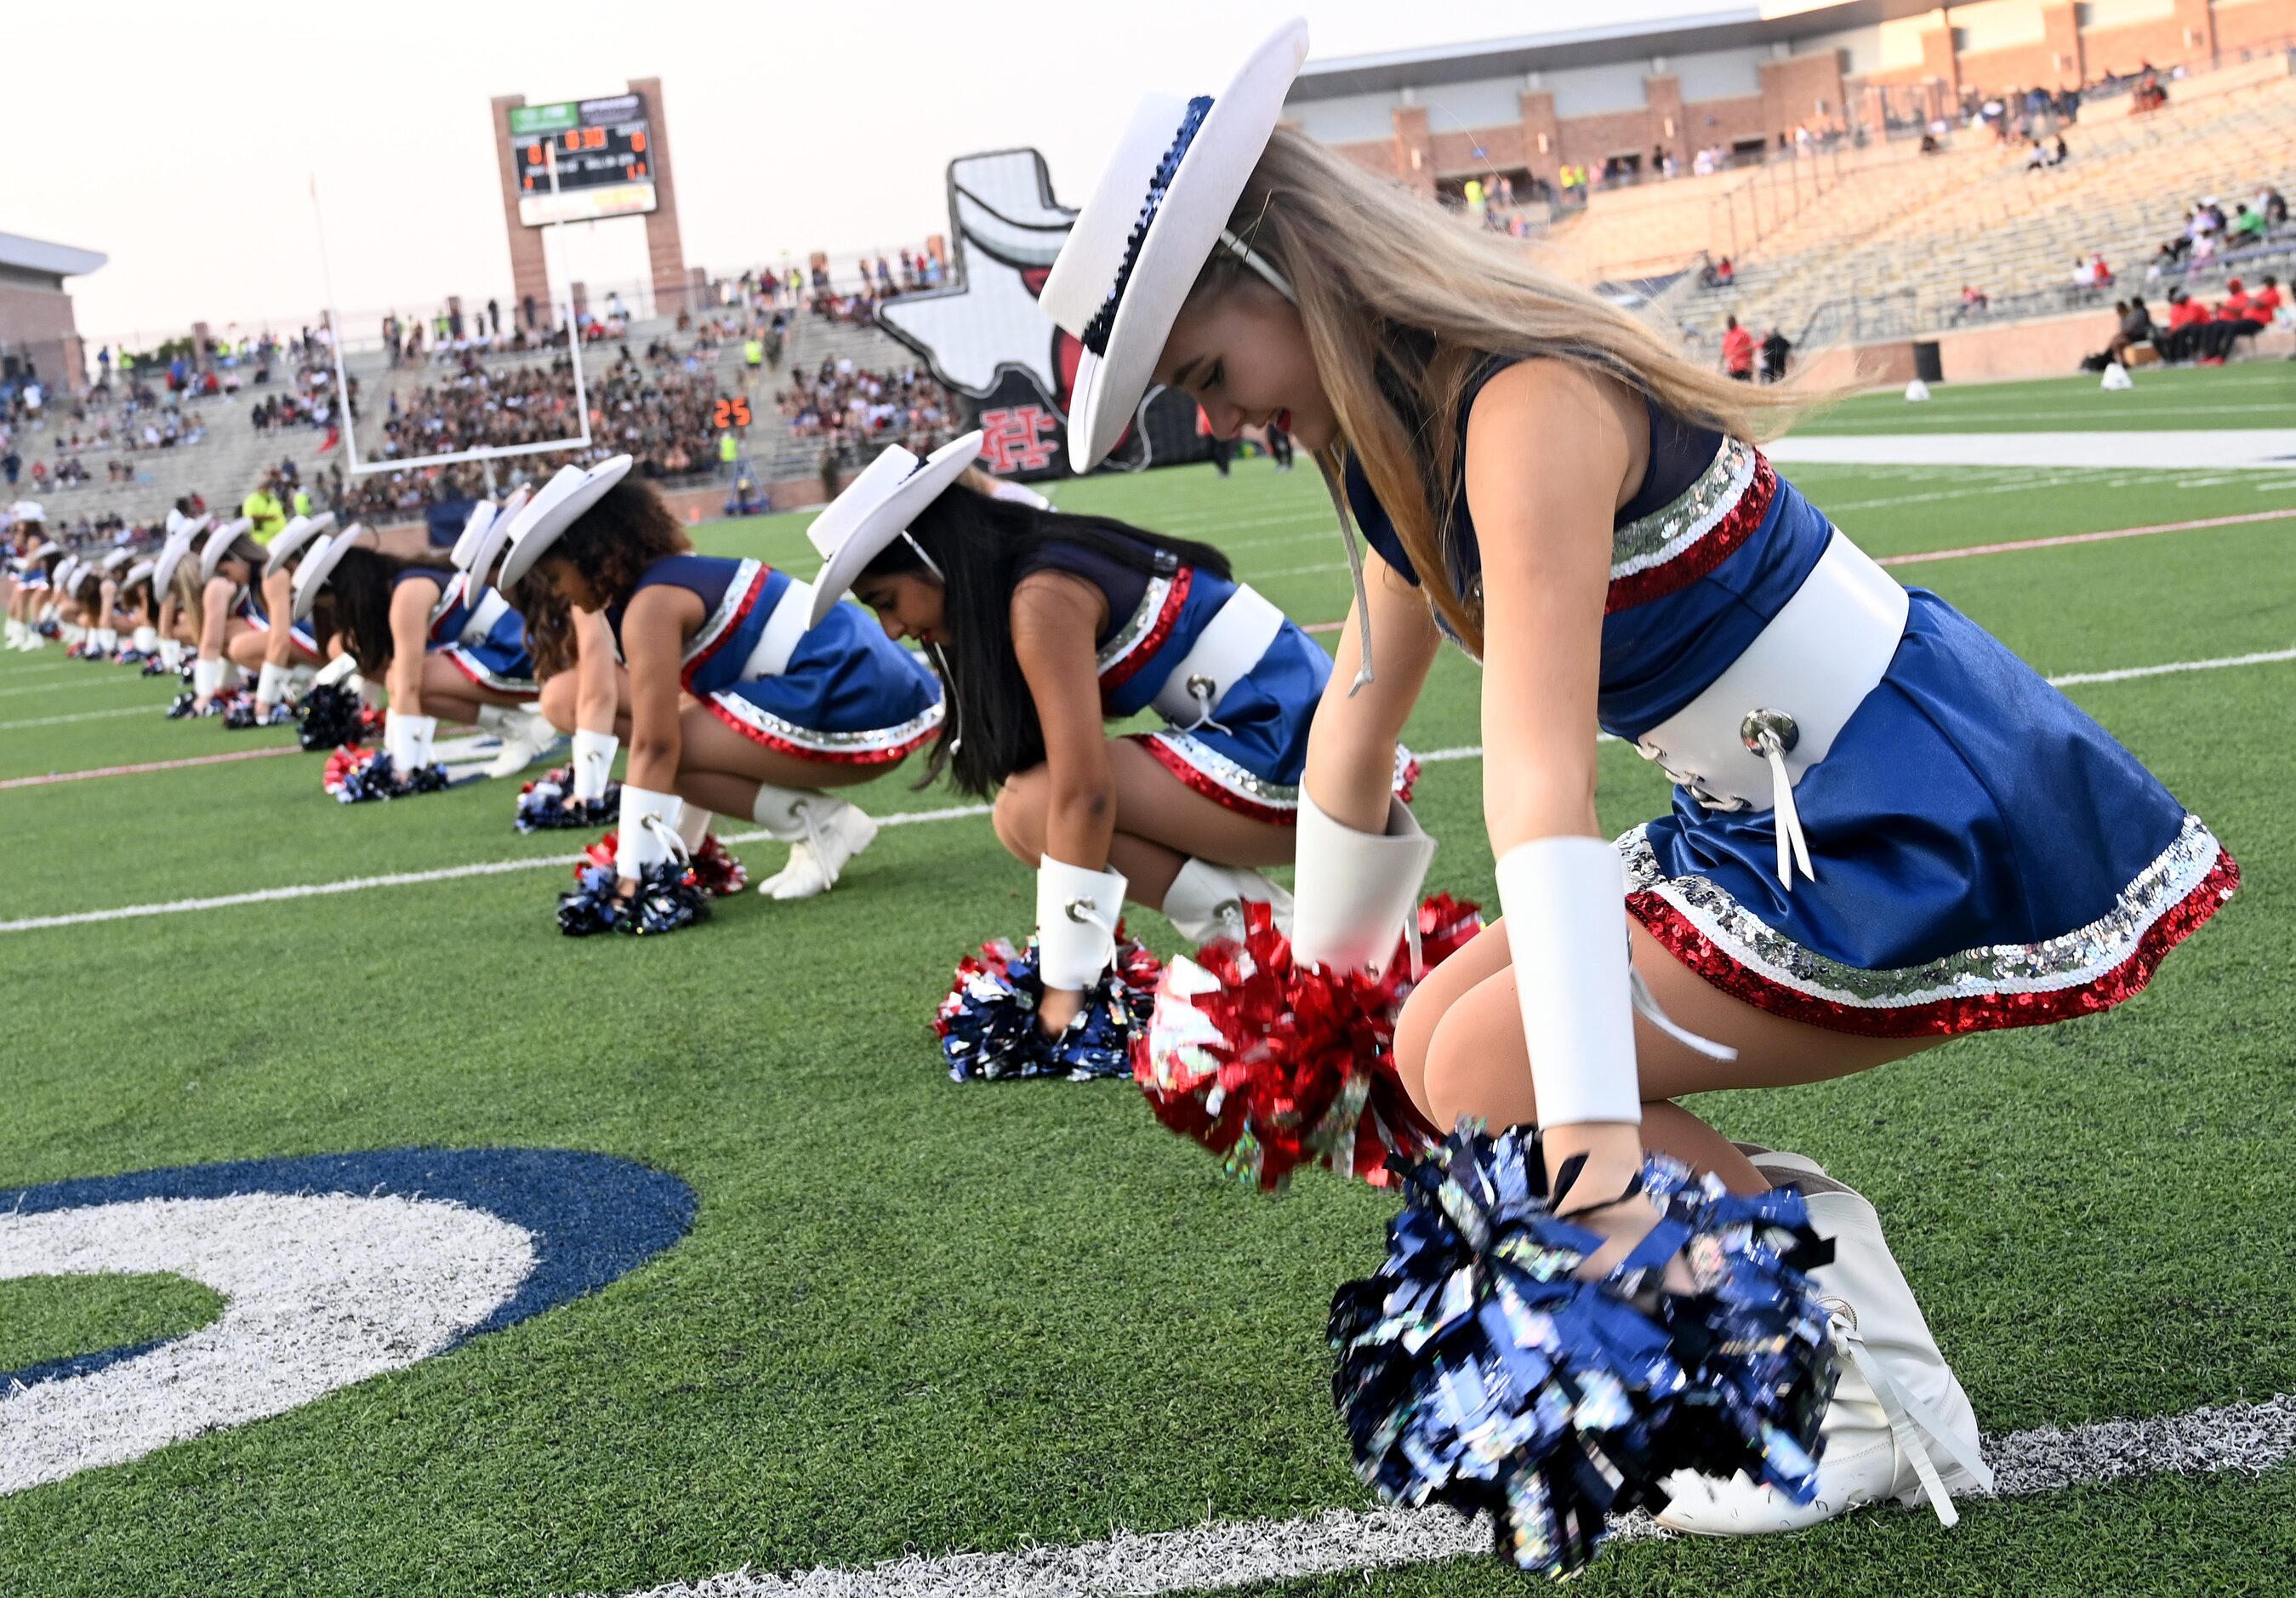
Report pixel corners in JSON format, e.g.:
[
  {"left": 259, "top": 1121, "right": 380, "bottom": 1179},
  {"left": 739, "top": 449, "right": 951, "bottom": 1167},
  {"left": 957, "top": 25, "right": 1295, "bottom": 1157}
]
[
  {"left": 292, "top": 485, "right": 313, "bottom": 517},
  {"left": 718, "top": 431, "right": 740, "bottom": 477},
  {"left": 241, "top": 479, "right": 287, "bottom": 545},
  {"left": 743, "top": 336, "right": 764, "bottom": 370}
]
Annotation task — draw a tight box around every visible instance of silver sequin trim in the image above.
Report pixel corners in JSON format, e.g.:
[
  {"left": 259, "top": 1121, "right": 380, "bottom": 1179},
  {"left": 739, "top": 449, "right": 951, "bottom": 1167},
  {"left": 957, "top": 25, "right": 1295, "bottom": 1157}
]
[
  {"left": 1617, "top": 812, "right": 2225, "bottom": 1009},
  {"left": 1145, "top": 729, "right": 1299, "bottom": 811},
  {"left": 684, "top": 558, "right": 764, "bottom": 667},
  {"left": 1610, "top": 436, "right": 1759, "bottom": 580},
  {"left": 1097, "top": 572, "right": 1176, "bottom": 678},
  {"left": 710, "top": 692, "right": 945, "bottom": 756}
]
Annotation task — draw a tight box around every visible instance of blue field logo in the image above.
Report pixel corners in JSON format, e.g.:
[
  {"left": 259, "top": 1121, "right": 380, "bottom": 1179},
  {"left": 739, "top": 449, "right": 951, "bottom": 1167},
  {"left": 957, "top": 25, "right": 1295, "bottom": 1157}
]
[{"left": 0, "top": 1147, "right": 693, "bottom": 1494}]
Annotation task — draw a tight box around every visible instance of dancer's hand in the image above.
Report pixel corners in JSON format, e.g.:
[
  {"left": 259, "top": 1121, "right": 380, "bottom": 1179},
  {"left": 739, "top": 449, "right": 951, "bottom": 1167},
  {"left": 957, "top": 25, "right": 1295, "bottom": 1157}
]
[
  {"left": 1037, "top": 986, "right": 1084, "bottom": 1036},
  {"left": 1551, "top": 1126, "right": 1698, "bottom": 1294}
]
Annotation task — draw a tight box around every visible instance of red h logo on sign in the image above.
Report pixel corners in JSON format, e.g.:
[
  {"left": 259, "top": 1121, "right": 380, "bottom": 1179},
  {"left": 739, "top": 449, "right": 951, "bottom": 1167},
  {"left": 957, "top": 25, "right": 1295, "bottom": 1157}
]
[{"left": 977, "top": 406, "right": 1060, "bottom": 475}]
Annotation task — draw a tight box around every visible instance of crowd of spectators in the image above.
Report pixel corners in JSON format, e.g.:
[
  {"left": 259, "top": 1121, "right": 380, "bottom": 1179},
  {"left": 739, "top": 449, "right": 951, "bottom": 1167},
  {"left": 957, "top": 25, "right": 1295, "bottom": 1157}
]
[
  {"left": 2092, "top": 274, "right": 2287, "bottom": 369},
  {"left": 2144, "top": 189, "right": 2289, "bottom": 278},
  {"left": 774, "top": 356, "right": 957, "bottom": 465}
]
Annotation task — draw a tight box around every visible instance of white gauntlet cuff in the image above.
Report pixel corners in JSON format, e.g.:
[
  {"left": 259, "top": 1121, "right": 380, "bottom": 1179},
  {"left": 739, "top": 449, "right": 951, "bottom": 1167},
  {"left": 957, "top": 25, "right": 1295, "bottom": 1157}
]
[
  {"left": 1034, "top": 856, "right": 1128, "bottom": 990},
  {"left": 572, "top": 730, "right": 618, "bottom": 802},
  {"left": 615, "top": 786, "right": 686, "bottom": 876},
  {"left": 1496, "top": 836, "right": 1643, "bottom": 1128},
  {"left": 1289, "top": 790, "right": 1436, "bottom": 975}
]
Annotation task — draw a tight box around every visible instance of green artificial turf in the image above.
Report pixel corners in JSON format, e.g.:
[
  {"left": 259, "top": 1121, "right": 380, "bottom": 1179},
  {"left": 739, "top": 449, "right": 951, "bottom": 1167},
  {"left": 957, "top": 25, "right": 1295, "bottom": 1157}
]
[
  {"left": 0, "top": 1275, "right": 225, "bottom": 1373},
  {"left": 1, "top": 447, "right": 2291, "bottom": 1596}
]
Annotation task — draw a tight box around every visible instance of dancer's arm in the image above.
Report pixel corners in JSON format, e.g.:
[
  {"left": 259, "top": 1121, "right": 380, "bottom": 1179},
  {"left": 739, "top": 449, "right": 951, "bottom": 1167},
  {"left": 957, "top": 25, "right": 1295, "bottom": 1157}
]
[
  {"left": 571, "top": 606, "right": 619, "bottom": 734},
  {"left": 385, "top": 577, "right": 438, "bottom": 716},
  {"left": 262, "top": 568, "right": 298, "bottom": 668},
  {"left": 1011, "top": 570, "right": 1115, "bottom": 1032},
  {"left": 1464, "top": 358, "right": 1639, "bottom": 1205},
  {"left": 1299, "top": 552, "right": 1439, "bottom": 829}
]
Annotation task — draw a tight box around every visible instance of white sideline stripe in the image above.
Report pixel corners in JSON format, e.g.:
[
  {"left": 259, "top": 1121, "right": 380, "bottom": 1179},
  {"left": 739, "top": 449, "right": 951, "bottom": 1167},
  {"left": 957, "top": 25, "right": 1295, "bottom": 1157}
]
[
  {"left": 601, "top": 1394, "right": 2296, "bottom": 1597},
  {"left": 0, "top": 803, "right": 998, "bottom": 933},
  {"left": 1764, "top": 429, "right": 2296, "bottom": 471},
  {"left": 0, "top": 675, "right": 155, "bottom": 699},
  {"left": 2, "top": 649, "right": 2285, "bottom": 935},
  {"left": 0, "top": 705, "right": 156, "bottom": 731}
]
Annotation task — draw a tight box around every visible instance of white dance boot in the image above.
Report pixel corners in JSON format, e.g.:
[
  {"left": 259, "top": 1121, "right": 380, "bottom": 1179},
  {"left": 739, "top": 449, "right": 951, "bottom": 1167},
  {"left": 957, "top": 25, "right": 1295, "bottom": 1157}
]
[
  {"left": 476, "top": 703, "right": 560, "bottom": 778},
  {"left": 1160, "top": 858, "right": 1294, "bottom": 945},
  {"left": 1658, "top": 1152, "right": 1993, "bottom": 1534},
  {"left": 749, "top": 784, "right": 878, "bottom": 899}
]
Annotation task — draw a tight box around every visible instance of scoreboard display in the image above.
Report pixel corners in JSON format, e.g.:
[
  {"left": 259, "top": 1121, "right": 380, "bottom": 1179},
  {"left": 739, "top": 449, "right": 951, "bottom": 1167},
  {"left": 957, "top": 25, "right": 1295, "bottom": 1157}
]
[{"left": 509, "top": 94, "right": 658, "bottom": 225}]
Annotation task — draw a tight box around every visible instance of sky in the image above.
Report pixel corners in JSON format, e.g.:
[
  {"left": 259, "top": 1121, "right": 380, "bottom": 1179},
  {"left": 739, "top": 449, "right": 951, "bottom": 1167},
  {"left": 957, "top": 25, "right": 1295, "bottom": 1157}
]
[{"left": 14, "top": 0, "right": 1718, "bottom": 351}]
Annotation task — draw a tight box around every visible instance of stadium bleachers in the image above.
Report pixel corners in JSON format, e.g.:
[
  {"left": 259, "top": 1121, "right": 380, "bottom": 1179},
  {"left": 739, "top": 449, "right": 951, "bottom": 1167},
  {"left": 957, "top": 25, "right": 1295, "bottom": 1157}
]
[{"left": 1667, "top": 56, "right": 2296, "bottom": 350}]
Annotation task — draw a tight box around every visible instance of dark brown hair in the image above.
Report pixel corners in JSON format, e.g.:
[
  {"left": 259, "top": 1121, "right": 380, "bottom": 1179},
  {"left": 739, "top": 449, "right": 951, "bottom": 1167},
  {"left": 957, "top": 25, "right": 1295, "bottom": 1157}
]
[
  {"left": 326, "top": 546, "right": 439, "bottom": 675},
  {"left": 511, "top": 477, "right": 692, "bottom": 682}
]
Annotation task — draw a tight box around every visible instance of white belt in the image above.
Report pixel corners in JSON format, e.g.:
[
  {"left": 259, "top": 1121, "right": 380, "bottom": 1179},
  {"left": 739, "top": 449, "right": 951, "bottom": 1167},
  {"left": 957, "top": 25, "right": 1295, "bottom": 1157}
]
[
  {"left": 736, "top": 577, "right": 817, "bottom": 681},
  {"left": 1148, "top": 584, "right": 1286, "bottom": 731},
  {"left": 1634, "top": 530, "right": 1908, "bottom": 888},
  {"left": 458, "top": 589, "right": 513, "bottom": 648}
]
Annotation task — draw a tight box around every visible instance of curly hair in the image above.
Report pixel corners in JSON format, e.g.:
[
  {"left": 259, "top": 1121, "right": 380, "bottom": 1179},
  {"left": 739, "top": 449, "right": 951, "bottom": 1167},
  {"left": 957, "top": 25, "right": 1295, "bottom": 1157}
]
[{"left": 510, "top": 477, "right": 691, "bottom": 680}]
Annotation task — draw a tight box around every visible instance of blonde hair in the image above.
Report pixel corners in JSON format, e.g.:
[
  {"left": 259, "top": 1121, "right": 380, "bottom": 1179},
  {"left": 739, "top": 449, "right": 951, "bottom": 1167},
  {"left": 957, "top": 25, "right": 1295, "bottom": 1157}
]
[
  {"left": 169, "top": 557, "right": 208, "bottom": 634},
  {"left": 1199, "top": 129, "right": 1847, "bottom": 654}
]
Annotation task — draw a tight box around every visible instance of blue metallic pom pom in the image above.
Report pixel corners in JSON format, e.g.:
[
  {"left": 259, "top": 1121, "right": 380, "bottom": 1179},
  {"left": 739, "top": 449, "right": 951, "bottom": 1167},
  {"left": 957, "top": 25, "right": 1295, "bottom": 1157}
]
[
  {"left": 555, "top": 859, "right": 709, "bottom": 938},
  {"left": 515, "top": 769, "right": 622, "bottom": 833},
  {"left": 936, "top": 936, "right": 1162, "bottom": 1082},
  {"left": 297, "top": 683, "right": 367, "bottom": 750},
  {"left": 1328, "top": 1125, "right": 1837, "bottom": 1578},
  {"left": 326, "top": 749, "right": 448, "bottom": 805},
  {"left": 222, "top": 699, "right": 296, "bottom": 730}
]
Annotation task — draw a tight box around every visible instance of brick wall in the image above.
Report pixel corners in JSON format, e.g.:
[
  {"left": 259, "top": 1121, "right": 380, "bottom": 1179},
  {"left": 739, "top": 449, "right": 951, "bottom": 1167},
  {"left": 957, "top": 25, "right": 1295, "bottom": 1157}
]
[
  {"left": 1297, "top": 3, "right": 2296, "bottom": 196},
  {"left": 0, "top": 280, "right": 86, "bottom": 394}
]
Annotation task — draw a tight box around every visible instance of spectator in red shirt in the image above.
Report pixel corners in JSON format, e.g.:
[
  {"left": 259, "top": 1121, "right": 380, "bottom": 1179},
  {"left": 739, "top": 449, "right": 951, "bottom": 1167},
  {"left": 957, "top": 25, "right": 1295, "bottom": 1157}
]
[
  {"left": 2195, "top": 278, "right": 2267, "bottom": 364},
  {"left": 1720, "top": 315, "right": 1756, "bottom": 381},
  {"left": 2251, "top": 274, "right": 2284, "bottom": 322}
]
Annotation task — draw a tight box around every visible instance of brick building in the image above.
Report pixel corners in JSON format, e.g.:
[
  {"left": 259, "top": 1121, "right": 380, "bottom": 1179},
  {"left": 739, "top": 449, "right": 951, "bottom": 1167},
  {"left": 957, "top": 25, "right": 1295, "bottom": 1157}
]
[
  {"left": 1285, "top": 0, "right": 2296, "bottom": 199},
  {"left": 0, "top": 231, "right": 105, "bottom": 396}
]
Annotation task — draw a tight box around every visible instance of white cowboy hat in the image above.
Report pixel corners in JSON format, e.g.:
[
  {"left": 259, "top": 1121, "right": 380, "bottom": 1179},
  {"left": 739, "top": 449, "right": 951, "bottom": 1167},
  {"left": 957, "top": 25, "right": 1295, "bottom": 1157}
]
[
  {"left": 100, "top": 549, "right": 133, "bottom": 574},
  {"left": 199, "top": 517, "right": 258, "bottom": 583},
  {"left": 290, "top": 524, "right": 378, "bottom": 623},
  {"left": 263, "top": 513, "right": 336, "bottom": 578},
  {"left": 126, "top": 560, "right": 156, "bottom": 587},
  {"left": 1039, "top": 19, "right": 1309, "bottom": 471},
  {"left": 805, "top": 431, "right": 983, "bottom": 626},
  {"left": 495, "top": 458, "right": 634, "bottom": 592},
  {"left": 453, "top": 485, "right": 531, "bottom": 594},
  {"left": 55, "top": 556, "right": 81, "bottom": 591},
  {"left": 151, "top": 518, "right": 206, "bottom": 594},
  {"left": 10, "top": 500, "right": 44, "bottom": 523}
]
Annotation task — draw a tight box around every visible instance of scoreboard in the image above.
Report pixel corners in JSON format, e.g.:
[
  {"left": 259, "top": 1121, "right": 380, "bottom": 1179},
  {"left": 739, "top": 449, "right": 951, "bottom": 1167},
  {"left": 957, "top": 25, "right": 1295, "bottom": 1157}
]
[{"left": 509, "top": 94, "right": 658, "bottom": 225}]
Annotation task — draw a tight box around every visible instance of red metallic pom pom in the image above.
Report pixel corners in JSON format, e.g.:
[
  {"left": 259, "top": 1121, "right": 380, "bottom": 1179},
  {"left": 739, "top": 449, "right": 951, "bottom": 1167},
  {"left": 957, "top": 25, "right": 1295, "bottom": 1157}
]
[
  {"left": 322, "top": 745, "right": 373, "bottom": 796},
  {"left": 1133, "top": 893, "right": 1482, "bottom": 1191}
]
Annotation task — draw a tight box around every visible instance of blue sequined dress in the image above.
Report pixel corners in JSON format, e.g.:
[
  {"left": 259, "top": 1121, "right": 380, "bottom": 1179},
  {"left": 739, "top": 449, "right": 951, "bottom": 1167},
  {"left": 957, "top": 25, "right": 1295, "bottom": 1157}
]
[{"left": 1343, "top": 366, "right": 2236, "bottom": 1036}]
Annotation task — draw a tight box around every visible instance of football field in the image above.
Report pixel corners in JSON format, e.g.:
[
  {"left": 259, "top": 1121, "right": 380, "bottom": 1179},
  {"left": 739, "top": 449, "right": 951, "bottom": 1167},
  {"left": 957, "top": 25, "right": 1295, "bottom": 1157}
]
[{"left": 4, "top": 366, "right": 2294, "bottom": 1596}]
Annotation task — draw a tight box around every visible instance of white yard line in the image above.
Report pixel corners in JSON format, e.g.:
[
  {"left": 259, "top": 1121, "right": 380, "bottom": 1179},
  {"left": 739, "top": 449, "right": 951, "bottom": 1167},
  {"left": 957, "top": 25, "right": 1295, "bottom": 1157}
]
[
  {"left": 0, "top": 675, "right": 155, "bottom": 700},
  {"left": 0, "top": 705, "right": 158, "bottom": 732},
  {"left": 4, "top": 648, "right": 2287, "bottom": 933},
  {"left": 1766, "top": 429, "right": 2296, "bottom": 471},
  {"left": 601, "top": 1394, "right": 2296, "bottom": 1597}
]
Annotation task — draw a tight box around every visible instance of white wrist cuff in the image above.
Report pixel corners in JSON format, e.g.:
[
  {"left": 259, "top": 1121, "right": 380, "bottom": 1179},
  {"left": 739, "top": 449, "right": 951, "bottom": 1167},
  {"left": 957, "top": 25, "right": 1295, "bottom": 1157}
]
[
  {"left": 134, "top": 626, "right": 158, "bottom": 652},
  {"left": 572, "top": 730, "right": 618, "bottom": 802},
  {"left": 161, "top": 640, "right": 184, "bottom": 668},
  {"left": 191, "top": 657, "right": 223, "bottom": 696},
  {"left": 314, "top": 652, "right": 360, "bottom": 687},
  {"left": 616, "top": 785, "right": 686, "bottom": 876},
  {"left": 1496, "top": 836, "right": 1644, "bottom": 1128},
  {"left": 1034, "top": 856, "right": 1128, "bottom": 990},
  {"left": 1289, "top": 789, "right": 1437, "bottom": 974},
  {"left": 256, "top": 662, "right": 291, "bottom": 706}
]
